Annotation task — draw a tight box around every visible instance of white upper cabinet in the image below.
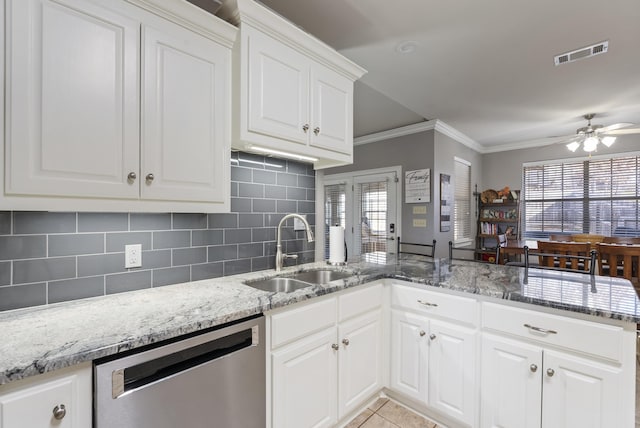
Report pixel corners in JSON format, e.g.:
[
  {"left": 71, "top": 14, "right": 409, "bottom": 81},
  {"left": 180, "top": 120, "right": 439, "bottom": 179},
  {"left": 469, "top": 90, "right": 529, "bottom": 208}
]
[
  {"left": 141, "top": 17, "right": 229, "bottom": 204},
  {"left": 2, "top": 0, "right": 236, "bottom": 212},
  {"left": 6, "top": 0, "right": 140, "bottom": 200},
  {"left": 225, "top": 0, "right": 365, "bottom": 169}
]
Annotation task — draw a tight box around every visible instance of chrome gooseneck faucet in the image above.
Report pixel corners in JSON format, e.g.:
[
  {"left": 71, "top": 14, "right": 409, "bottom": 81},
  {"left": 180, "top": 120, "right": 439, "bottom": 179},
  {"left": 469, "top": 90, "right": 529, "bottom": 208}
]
[{"left": 276, "top": 214, "right": 314, "bottom": 271}]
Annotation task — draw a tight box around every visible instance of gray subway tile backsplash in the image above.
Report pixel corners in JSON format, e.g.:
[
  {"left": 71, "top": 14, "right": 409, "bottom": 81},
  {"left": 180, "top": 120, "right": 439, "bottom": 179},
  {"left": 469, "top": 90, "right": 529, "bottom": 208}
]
[
  {"left": 0, "top": 153, "right": 315, "bottom": 311},
  {"left": 14, "top": 212, "right": 76, "bottom": 234},
  {"left": 0, "top": 235, "right": 46, "bottom": 260},
  {"left": 78, "top": 213, "right": 128, "bottom": 232},
  {"left": 48, "top": 233, "right": 104, "bottom": 257}
]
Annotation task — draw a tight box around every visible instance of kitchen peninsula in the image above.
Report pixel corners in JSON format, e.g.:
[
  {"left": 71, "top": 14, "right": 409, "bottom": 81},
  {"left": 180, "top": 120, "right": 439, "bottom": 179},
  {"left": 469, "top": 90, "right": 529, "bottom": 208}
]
[{"left": 0, "top": 255, "right": 637, "bottom": 427}]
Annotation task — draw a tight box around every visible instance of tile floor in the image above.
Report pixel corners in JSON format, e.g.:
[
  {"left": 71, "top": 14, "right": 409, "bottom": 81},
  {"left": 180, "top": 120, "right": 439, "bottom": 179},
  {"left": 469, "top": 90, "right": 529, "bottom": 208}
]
[{"left": 346, "top": 398, "right": 439, "bottom": 428}]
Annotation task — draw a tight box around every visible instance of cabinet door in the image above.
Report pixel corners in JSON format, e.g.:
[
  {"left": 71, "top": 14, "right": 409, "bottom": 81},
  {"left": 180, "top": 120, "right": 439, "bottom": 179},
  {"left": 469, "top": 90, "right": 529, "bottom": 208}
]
[
  {"left": 542, "top": 349, "right": 623, "bottom": 428},
  {"left": 428, "top": 319, "right": 477, "bottom": 425},
  {"left": 6, "top": 0, "right": 140, "bottom": 199},
  {"left": 338, "top": 309, "right": 382, "bottom": 418},
  {"left": 0, "top": 364, "right": 91, "bottom": 428},
  {"left": 141, "top": 20, "right": 229, "bottom": 202},
  {"left": 246, "top": 27, "right": 309, "bottom": 146},
  {"left": 480, "top": 333, "right": 542, "bottom": 428},
  {"left": 272, "top": 328, "right": 338, "bottom": 428},
  {"left": 310, "top": 64, "right": 352, "bottom": 154},
  {"left": 389, "top": 310, "right": 429, "bottom": 403}
]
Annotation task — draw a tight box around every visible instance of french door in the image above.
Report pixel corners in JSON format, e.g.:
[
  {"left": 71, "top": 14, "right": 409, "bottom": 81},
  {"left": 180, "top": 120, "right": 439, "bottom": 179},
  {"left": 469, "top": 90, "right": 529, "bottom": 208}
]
[{"left": 324, "top": 168, "right": 399, "bottom": 260}]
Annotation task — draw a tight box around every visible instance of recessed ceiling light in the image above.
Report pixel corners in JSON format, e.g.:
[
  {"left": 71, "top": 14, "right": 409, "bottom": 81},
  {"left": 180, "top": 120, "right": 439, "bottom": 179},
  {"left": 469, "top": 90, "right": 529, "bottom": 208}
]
[{"left": 395, "top": 40, "right": 418, "bottom": 54}]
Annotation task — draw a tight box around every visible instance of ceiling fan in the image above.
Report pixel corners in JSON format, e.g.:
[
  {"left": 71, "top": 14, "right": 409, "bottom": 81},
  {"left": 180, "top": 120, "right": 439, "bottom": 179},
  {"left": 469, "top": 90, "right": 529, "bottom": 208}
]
[{"left": 561, "top": 113, "right": 640, "bottom": 153}]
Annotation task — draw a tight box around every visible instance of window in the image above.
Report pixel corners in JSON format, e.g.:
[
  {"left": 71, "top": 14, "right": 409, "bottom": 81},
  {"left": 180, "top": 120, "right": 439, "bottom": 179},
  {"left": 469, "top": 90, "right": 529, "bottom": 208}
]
[
  {"left": 523, "top": 154, "right": 640, "bottom": 238},
  {"left": 454, "top": 158, "right": 472, "bottom": 242}
]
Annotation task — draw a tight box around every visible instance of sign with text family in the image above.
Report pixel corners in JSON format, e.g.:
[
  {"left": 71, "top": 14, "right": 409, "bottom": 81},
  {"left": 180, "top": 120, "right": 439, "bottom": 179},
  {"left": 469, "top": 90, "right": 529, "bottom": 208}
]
[{"left": 405, "top": 169, "right": 430, "bottom": 203}]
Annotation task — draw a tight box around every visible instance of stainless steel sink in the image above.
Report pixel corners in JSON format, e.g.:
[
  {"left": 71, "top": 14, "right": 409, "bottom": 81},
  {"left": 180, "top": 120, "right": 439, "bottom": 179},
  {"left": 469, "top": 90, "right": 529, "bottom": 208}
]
[
  {"left": 289, "top": 269, "right": 352, "bottom": 284},
  {"left": 244, "top": 269, "right": 354, "bottom": 293},
  {"left": 245, "top": 277, "right": 311, "bottom": 293}
]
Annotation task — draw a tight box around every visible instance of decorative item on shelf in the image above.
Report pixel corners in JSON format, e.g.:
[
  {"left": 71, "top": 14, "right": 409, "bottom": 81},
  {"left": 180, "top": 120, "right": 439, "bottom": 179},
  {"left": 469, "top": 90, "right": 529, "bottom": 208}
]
[
  {"left": 505, "top": 226, "right": 514, "bottom": 236},
  {"left": 497, "top": 186, "right": 511, "bottom": 200},
  {"left": 480, "top": 189, "right": 498, "bottom": 204}
]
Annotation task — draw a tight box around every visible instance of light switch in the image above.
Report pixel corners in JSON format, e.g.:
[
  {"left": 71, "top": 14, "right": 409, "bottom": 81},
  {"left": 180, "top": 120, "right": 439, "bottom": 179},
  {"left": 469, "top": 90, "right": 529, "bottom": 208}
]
[{"left": 413, "top": 219, "right": 427, "bottom": 228}]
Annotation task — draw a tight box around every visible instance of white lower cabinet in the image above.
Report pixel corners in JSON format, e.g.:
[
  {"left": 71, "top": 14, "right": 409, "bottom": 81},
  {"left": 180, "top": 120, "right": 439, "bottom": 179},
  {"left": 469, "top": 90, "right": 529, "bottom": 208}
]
[
  {"left": 0, "top": 363, "right": 91, "bottom": 428},
  {"left": 389, "top": 309, "right": 477, "bottom": 425},
  {"left": 268, "top": 283, "right": 383, "bottom": 428},
  {"left": 481, "top": 302, "right": 634, "bottom": 428}
]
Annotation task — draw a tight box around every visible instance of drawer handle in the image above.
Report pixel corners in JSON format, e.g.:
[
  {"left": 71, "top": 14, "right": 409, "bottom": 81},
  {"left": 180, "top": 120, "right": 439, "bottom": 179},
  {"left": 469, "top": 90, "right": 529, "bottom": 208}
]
[
  {"left": 524, "top": 323, "right": 557, "bottom": 335},
  {"left": 417, "top": 299, "right": 438, "bottom": 307},
  {"left": 52, "top": 404, "right": 66, "bottom": 420}
]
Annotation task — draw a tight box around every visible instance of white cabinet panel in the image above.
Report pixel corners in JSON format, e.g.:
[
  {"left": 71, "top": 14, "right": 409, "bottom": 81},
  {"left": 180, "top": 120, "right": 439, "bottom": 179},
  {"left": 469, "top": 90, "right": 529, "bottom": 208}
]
[
  {"left": 542, "top": 349, "right": 623, "bottom": 428},
  {"left": 480, "top": 333, "right": 542, "bottom": 428},
  {"left": 338, "top": 309, "right": 382, "bottom": 418},
  {"left": 428, "top": 320, "right": 476, "bottom": 425},
  {"left": 310, "top": 65, "right": 352, "bottom": 154},
  {"left": 272, "top": 328, "right": 338, "bottom": 428},
  {"left": 246, "top": 28, "right": 308, "bottom": 146},
  {"left": 142, "top": 21, "right": 229, "bottom": 202},
  {"left": 6, "top": 0, "right": 139, "bottom": 198},
  {"left": 389, "top": 310, "right": 428, "bottom": 403},
  {"left": 0, "top": 363, "right": 91, "bottom": 428}
]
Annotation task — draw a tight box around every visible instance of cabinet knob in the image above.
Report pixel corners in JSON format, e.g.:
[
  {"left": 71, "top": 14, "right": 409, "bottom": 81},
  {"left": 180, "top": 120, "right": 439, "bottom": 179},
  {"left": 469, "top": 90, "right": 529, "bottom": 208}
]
[
  {"left": 419, "top": 330, "right": 426, "bottom": 337},
  {"left": 302, "top": 124, "right": 309, "bottom": 133},
  {"left": 127, "top": 172, "right": 137, "bottom": 181},
  {"left": 546, "top": 368, "right": 555, "bottom": 377},
  {"left": 331, "top": 343, "right": 339, "bottom": 351},
  {"left": 145, "top": 173, "right": 155, "bottom": 183},
  {"left": 530, "top": 364, "right": 538, "bottom": 373},
  {"left": 52, "top": 404, "right": 66, "bottom": 420},
  {"left": 342, "top": 338, "right": 350, "bottom": 346},
  {"left": 429, "top": 334, "right": 436, "bottom": 340},
  {"left": 313, "top": 127, "right": 320, "bottom": 135}
]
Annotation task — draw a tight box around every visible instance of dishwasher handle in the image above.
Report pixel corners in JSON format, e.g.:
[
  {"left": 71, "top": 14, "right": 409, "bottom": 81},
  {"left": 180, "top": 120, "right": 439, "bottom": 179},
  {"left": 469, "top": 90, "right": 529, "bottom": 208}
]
[{"left": 111, "top": 324, "right": 259, "bottom": 399}]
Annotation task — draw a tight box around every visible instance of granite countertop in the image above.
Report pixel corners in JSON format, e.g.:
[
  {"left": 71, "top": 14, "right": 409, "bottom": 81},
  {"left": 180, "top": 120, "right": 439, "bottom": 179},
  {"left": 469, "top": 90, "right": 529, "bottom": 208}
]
[{"left": 2, "top": 254, "right": 639, "bottom": 385}]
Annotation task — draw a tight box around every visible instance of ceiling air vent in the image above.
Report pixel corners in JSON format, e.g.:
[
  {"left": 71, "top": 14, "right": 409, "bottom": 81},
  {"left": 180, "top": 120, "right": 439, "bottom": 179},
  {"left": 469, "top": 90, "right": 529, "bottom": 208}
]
[{"left": 554, "top": 40, "right": 609, "bottom": 66}]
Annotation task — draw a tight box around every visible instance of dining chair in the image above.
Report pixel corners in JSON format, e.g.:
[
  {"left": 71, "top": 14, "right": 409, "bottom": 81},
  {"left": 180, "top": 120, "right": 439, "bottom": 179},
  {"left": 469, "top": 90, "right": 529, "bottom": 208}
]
[
  {"left": 449, "top": 241, "right": 500, "bottom": 264},
  {"left": 596, "top": 243, "right": 640, "bottom": 284},
  {"left": 548, "top": 234, "right": 573, "bottom": 242},
  {"left": 570, "top": 234, "right": 605, "bottom": 245},
  {"left": 397, "top": 237, "right": 436, "bottom": 258},
  {"left": 603, "top": 236, "right": 640, "bottom": 245},
  {"left": 532, "top": 241, "right": 596, "bottom": 273}
]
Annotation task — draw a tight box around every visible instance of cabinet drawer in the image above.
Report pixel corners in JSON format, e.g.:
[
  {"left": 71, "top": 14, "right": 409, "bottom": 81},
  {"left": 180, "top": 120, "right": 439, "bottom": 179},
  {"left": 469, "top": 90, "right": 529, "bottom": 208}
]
[
  {"left": 338, "top": 283, "right": 383, "bottom": 322},
  {"left": 482, "top": 302, "right": 624, "bottom": 362},
  {"left": 270, "top": 297, "right": 337, "bottom": 349},
  {"left": 391, "top": 283, "right": 478, "bottom": 326}
]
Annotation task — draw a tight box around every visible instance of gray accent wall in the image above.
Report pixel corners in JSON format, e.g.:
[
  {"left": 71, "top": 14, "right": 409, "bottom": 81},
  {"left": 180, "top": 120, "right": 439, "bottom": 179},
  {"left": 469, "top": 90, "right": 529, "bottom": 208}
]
[
  {"left": 0, "top": 152, "right": 315, "bottom": 312},
  {"left": 326, "top": 129, "right": 482, "bottom": 257}
]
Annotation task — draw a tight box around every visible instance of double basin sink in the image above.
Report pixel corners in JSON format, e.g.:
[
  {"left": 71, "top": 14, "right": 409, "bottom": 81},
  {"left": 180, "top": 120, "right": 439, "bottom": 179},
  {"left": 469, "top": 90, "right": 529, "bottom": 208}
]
[{"left": 245, "top": 269, "right": 353, "bottom": 293}]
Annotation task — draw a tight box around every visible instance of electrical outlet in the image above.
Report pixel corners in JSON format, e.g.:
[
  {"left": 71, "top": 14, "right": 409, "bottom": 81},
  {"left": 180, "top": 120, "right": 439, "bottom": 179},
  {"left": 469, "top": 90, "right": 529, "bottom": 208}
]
[{"left": 125, "top": 244, "right": 142, "bottom": 268}]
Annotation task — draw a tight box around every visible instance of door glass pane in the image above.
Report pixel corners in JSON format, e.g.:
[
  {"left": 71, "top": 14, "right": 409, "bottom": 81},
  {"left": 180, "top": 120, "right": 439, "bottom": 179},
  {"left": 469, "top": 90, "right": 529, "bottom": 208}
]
[{"left": 356, "top": 181, "right": 388, "bottom": 258}]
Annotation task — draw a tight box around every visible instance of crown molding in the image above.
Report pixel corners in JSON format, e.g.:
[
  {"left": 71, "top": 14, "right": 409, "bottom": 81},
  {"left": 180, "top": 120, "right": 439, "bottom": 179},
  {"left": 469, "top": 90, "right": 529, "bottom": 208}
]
[{"left": 354, "top": 119, "right": 484, "bottom": 153}]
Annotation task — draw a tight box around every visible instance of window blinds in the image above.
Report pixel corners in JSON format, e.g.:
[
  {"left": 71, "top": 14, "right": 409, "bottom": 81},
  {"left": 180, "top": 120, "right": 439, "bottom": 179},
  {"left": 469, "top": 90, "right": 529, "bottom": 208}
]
[
  {"left": 523, "top": 155, "right": 640, "bottom": 238},
  {"left": 454, "top": 159, "right": 471, "bottom": 241}
]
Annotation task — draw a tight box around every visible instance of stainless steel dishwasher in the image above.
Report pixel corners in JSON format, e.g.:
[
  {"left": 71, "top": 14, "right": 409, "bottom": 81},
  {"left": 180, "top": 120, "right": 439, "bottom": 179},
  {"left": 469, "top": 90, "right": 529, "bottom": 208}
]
[{"left": 94, "top": 315, "right": 265, "bottom": 428}]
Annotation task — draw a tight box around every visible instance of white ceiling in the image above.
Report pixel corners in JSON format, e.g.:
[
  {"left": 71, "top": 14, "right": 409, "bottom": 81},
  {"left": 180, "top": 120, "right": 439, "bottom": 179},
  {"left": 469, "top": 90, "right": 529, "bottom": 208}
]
[{"left": 258, "top": 0, "right": 640, "bottom": 151}]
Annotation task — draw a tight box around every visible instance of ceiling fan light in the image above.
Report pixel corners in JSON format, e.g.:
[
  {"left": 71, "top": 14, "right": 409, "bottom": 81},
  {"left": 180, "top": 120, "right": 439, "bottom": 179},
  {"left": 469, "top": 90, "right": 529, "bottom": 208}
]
[
  {"left": 583, "top": 136, "right": 599, "bottom": 152},
  {"left": 566, "top": 141, "right": 580, "bottom": 152},
  {"left": 601, "top": 136, "right": 616, "bottom": 147}
]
